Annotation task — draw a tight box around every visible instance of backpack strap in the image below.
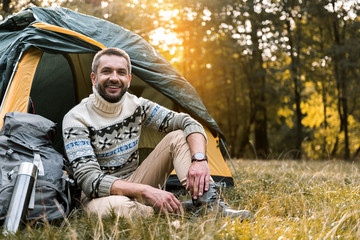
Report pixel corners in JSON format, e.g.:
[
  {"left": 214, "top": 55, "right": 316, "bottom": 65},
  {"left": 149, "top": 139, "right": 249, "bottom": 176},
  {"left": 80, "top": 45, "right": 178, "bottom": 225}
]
[
  {"left": 7, "top": 136, "right": 45, "bottom": 176},
  {"left": 28, "top": 149, "right": 42, "bottom": 210},
  {"left": 32, "top": 149, "right": 44, "bottom": 176}
]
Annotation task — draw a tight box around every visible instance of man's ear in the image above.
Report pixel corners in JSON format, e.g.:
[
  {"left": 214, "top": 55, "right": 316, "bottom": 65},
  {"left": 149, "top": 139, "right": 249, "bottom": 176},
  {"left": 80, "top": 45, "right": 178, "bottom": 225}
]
[
  {"left": 128, "top": 74, "right": 132, "bottom": 87},
  {"left": 91, "top": 72, "right": 96, "bottom": 86}
]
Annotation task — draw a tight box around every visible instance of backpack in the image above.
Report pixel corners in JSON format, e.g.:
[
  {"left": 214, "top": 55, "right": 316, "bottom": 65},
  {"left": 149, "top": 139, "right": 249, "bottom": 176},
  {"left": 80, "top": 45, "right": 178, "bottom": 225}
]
[{"left": 0, "top": 112, "right": 71, "bottom": 223}]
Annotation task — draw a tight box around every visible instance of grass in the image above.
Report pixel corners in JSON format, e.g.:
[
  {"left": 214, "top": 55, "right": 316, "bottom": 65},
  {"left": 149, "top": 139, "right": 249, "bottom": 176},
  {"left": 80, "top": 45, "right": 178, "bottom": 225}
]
[{"left": 3, "top": 159, "right": 360, "bottom": 239}]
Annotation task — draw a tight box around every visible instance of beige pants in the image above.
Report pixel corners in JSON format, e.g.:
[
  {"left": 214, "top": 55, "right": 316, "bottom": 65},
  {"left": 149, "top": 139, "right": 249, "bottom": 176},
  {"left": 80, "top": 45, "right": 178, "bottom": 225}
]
[{"left": 82, "top": 130, "right": 192, "bottom": 218}]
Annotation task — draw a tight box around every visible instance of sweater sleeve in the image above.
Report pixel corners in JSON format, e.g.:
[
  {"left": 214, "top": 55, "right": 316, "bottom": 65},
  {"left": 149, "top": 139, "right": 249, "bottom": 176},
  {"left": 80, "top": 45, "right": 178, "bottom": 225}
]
[
  {"left": 62, "top": 114, "right": 117, "bottom": 198},
  {"left": 140, "top": 98, "right": 207, "bottom": 141},
  {"left": 69, "top": 156, "right": 118, "bottom": 198}
]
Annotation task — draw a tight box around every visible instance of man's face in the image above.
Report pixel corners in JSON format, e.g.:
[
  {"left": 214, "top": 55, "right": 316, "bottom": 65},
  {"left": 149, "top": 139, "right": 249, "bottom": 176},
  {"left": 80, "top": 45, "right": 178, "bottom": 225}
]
[{"left": 91, "top": 54, "right": 131, "bottom": 103}]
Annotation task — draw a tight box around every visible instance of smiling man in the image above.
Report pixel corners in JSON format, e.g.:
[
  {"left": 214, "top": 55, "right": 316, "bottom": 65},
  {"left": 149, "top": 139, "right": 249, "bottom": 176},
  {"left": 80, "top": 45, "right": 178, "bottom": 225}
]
[
  {"left": 62, "top": 48, "right": 252, "bottom": 219},
  {"left": 92, "top": 53, "right": 130, "bottom": 103}
]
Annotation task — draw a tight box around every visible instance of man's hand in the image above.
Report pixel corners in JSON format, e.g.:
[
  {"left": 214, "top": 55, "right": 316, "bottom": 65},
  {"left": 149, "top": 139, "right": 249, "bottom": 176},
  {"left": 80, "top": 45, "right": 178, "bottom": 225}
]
[
  {"left": 185, "top": 161, "right": 210, "bottom": 200},
  {"left": 140, "top": 185, "right": 181, "bottom": 214},
  {"left": 111, "top": 180, "right": 181, "bottom": 214},
  {"left": 185, "top": 133, "right": 209, "bottom": 199}
]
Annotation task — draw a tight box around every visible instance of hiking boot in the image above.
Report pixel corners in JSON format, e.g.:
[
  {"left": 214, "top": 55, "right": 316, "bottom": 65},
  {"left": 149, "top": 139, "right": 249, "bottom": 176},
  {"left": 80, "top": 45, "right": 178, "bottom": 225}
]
[
  {"left": 181, "top": 183, "right": 253, "bottom": 221},
  {"left": 192, "top": 182, "right": 218, "bottom": 206}
]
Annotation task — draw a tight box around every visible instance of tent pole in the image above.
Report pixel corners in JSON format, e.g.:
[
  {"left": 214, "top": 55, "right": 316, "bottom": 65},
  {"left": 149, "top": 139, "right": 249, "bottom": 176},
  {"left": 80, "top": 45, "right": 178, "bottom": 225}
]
[
  {"left": 220, "top": 138, "right": 243, "bottom": 186},
  {"left": 0, "top": 51, "right": 24, "bottom": 112}
]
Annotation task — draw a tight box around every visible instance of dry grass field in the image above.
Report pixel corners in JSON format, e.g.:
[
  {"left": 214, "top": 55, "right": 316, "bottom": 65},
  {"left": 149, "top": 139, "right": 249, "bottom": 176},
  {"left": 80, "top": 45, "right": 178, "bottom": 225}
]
[{"left": 3, "top": 159, "right": 360, "bottom": 239}]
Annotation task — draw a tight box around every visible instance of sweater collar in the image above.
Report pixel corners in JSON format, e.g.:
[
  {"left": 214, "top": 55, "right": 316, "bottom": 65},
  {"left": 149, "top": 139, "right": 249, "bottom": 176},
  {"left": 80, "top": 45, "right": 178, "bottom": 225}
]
[{"left": 90, "top": 86, "right": 126, "bottom": 114}]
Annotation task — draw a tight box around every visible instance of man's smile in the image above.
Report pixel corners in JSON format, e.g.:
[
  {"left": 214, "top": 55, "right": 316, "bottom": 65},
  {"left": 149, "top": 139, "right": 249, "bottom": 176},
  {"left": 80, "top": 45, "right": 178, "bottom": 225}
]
[
  {"left": 104, "top": 82, "right": 123, "bottom": 91},
  {"left": 106, "top": 85, "right": 121, "bottom": 89}
]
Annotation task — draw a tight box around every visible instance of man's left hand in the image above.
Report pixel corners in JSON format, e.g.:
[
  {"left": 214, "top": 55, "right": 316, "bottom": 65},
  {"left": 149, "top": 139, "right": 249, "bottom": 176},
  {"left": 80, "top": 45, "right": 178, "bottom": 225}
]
[{"left": 185, "top": 161, "right": 210, "bottom": 199}]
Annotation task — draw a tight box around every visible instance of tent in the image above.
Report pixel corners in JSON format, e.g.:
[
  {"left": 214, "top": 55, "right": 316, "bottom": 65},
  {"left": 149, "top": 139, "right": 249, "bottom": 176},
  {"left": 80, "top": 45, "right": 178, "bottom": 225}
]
[{"left": 0, "top": 7, "right": 235, "bottom": 188}]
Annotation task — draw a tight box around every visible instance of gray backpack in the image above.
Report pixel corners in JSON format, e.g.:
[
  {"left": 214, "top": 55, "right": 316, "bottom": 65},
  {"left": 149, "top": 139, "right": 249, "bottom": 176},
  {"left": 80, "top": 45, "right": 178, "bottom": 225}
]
[{"left": 0, "top": 112, "right": 70, "bottom": 223}]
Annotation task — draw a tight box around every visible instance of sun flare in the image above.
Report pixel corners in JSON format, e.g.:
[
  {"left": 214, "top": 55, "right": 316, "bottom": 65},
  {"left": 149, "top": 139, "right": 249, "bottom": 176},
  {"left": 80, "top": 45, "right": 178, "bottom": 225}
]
[
  {"left": 149, "top": 8, "right": 183, "bottom": 58},
  {"left": 149, "top": 27, "right": 182, "bottom": 48}
]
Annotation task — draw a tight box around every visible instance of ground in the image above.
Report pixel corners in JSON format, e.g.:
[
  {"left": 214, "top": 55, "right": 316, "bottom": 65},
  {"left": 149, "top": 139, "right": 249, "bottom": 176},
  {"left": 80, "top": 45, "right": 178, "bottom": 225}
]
[{"left": 4, "top": 159, "right": 360, "bottom": 239}]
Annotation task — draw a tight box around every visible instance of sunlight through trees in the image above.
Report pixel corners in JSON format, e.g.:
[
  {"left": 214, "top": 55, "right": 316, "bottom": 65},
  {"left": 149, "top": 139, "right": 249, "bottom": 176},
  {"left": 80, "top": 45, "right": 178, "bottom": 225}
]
[{"left": 1, "top": 0, "right": 359, "bottom": 160}]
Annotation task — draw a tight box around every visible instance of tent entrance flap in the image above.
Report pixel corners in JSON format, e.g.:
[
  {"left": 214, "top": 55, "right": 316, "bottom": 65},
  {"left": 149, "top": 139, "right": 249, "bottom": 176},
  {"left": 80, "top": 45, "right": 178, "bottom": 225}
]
[{"left": 0, "top": 47, "right": 43, "bottom": 128}]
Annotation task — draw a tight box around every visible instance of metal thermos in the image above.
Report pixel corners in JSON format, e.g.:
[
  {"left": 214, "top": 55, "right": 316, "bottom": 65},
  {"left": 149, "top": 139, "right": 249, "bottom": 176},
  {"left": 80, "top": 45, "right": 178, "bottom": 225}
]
[{"left": 2, "top": 162, "right": 38, "bottom": 235}]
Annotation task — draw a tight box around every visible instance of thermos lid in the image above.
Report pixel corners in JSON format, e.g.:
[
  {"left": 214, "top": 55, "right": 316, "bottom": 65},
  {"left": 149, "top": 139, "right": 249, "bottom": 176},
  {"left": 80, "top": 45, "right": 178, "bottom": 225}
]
[{"left": 18, "top": 162, "right": 37, "bottom": 177}]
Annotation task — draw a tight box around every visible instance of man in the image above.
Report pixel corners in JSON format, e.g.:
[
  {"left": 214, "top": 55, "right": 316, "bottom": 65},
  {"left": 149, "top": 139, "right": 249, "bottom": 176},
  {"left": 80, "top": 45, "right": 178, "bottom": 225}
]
[{"left": 62, "top": 48, "right": 252, "bottom": 219}]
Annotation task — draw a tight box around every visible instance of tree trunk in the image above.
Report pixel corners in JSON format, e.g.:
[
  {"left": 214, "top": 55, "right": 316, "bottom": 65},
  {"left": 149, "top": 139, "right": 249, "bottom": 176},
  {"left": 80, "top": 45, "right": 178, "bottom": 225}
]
[
  {"left": 254, "top": 71, "right": 269, "bottom": 159},
  {"left": 285, "top": 16, "right": 303, "bottom": 160},
  {"left": 247, "top": 0, "right": 269, "bottom": 159},
  {"left": 331, "top": 0, "right": 350, "bottom": 160},
  {"left": 2, "top": 0, "right": 11, "bottom": 13}
]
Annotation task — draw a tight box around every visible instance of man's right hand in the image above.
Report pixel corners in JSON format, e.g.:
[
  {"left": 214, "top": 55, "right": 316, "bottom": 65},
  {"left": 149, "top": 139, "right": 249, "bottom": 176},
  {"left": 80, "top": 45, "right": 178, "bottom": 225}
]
[
  {"left": 140, "top": 185, "right": 181, "bottom": 214},
  {"left": 111, "top": 179, "right": 181, "bottom": 214}
]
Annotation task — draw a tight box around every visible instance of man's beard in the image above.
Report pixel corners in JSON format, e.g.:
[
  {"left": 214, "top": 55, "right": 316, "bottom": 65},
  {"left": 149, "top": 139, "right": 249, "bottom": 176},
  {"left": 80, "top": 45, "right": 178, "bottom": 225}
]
[{"left": 96, "top": 80, "right": 128, "bottom": 103}]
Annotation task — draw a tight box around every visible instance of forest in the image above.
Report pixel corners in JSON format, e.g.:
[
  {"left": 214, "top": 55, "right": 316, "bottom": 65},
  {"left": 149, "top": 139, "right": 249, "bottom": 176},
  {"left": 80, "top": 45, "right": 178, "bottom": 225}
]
[{"left": 1, "top": 0, "right": 359, "bottom": 161}]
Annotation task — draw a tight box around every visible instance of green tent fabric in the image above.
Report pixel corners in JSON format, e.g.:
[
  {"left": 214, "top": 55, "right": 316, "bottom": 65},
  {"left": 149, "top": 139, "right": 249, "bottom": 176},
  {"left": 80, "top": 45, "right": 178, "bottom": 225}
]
[{"left": 0, "top": 7, "right": 223, "bottom": 137}]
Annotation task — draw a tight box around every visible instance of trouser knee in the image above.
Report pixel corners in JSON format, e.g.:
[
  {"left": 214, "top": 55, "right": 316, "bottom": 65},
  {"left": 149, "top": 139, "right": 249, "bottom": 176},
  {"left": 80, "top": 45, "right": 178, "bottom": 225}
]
[
  {"left": 163, "top": 130, "right": 187, "bottom": 149},
  {"left": 165, "top": 129, "right": 185, "bottom": 139}
]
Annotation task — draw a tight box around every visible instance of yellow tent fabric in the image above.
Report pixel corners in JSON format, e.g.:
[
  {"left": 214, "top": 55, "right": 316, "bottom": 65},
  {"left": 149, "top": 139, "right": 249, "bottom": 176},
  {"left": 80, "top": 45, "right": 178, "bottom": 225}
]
[
  {"left": 0, "top": 48, "right": 43, "bottom": 128},
  {"left": 32, "top": 23, "right": 106, "bottom": 49}
]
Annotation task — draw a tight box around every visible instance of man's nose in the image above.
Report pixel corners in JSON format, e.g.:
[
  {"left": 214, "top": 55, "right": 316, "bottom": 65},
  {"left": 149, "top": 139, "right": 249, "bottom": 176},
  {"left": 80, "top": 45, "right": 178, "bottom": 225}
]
[{"left": 109, "top": 70, "right": 119, "bottom": 80}]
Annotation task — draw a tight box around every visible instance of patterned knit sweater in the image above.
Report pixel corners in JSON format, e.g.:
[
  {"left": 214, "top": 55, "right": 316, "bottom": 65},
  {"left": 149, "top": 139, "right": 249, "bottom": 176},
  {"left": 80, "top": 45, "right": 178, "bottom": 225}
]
[{"left": 62, "top": 87, "right": 206, "bottom": 198}]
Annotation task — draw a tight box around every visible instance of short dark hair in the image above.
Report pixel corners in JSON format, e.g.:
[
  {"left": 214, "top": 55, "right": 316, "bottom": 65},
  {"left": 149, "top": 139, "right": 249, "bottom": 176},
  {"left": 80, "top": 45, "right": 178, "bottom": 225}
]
[{"left": 92, "top": 48, "right": 131, "bottom": 75}]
